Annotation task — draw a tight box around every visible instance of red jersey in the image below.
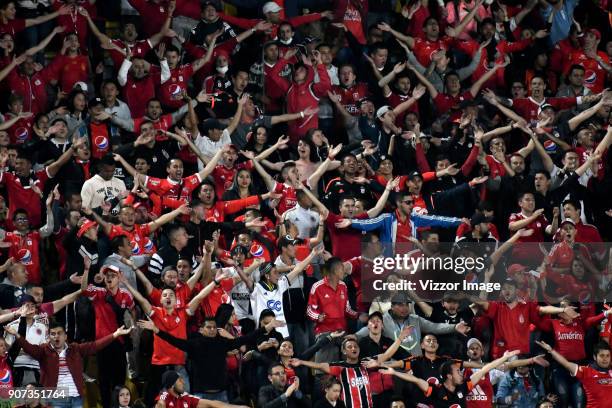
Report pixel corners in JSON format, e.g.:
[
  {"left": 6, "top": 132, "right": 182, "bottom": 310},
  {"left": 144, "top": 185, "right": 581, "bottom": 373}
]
[
  {"left": 145, "top": 173, "right": 202, "bottom": 204},
  {"left": 565, "top": 50, "right": 610, "bottom": 93},
  {"left": 0, "top": 19, "right": 25, "bottom": 37},
  {"left": 0, "top": 168, "right": 50, "bottom": 229},
  {"left": 211, "top": 161, "right": 254, "bottom": 199},
  {"left": 388, "top": 91, "right": 418, "bottom": 126},
  {"left": 332, "top": 83, "right": 370, "bottom": 115},
  {"left": 272, "top": 181, "right": 298, "bottom": 215},
  {"left": 329, "top": 362, "right": 374, "bottom": 408},
  {"left": 52, "top": 1, "right": 95, "bottom": 49},
  {"left": 203, "top": 196, "right": 260, "bottom": 223},
  {"left": 342, "top": 3, "right": 366, "bottom": 44},
  {"left": 5, "top": 115, "right": 34, "bottom": 145},
  {"left": 48, "top": 54, "right": 90, "bottom": 93},
  {"left": 3, "top": 231, "right": 43, "bottom": 284},
  {"left": 157, "top": 64, "right": 194, "bottom": 109},
  {"left": 511, "top": 96, "right": 577, "bottom": 123},
  {"left": 413, "top": 36, "right": 454, "bottom": 66},
  {"left": 127, "top": 0, "right": 170, "bottom": 37},
  {"left": 508, "top": 212, "right": 549, "bottom": 262},
  {"left": 197, "top": 278, "right": 234, "bottom": 318},
  {"left": 83, "top": 284, "right": 134, "bottom": 339},
  {"left": 0, "top": 355, "right": 13, "bottom": 399},
  {"left": 573, "top": 365, "right": 612, "bottom": 408},
  {"left": 486, "top": 300, "right": 540, "bottom": 358},
  {"left": 108, "top": 223, "right": 156, "bottom": 255},
  {"left": 123, "top": 66, "right": 162, "bottom": 117},
  {"left": 156, "top": 391, "right": 200, "bottom": 408},
  {"left": 109, "top": 38, "right": 152, "bottom": 69},
  {"left": 89, "top": 122, "right": 112, "bottom": 160},
  {"left": 541, "top": 315, "right": 605, "bottom": 361},
  {"left": 485, "top": 154, "right": 508, "bottom": 179},
  {"left": 149, "top": 306, "right": 188, "bottom": 365},
  {"left": 150, "top": 282, "right": 192, "bottom": 308},
  {"left": 464, "top": 369, "right": 497, "bottom": 408},
  {"left": 307, "top": 276, "right": 358, "bottom": 335},
  {"left": 434, "top": 91, "right": 473, "bottom": 120},
  {"left": 325, "top": 212, "right": 368, "bottom": 261},
  {"left": 6, "top": 69, "right": 52, "bottom": 115},
  {"left": 132, "top": 113, "right": 173, "bottom": 135}
]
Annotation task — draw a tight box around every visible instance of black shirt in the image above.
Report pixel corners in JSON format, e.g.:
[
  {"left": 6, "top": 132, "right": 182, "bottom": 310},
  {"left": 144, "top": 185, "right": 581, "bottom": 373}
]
[
  {"left": 427, "top": 303, "right": 473, "bottom": 359},
  {"left": 431, "top": 382, "right": 471, "bottom": 408}
]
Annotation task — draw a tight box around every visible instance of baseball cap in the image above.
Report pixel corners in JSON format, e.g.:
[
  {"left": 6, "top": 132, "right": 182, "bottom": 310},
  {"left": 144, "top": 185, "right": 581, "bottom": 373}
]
[
  {"left": 161, "top": 370, "right": 180, "bottom": 390},
  {"left": 89, "top": 97, "right": 104, "bottom": 108},
  {"left": 506, "top": 264, "right": 526, "bottom": 276},
  {"left": 77, "top": 220, "right": 97, "bottom": 238},
  {"left": 259, "top": 261, "right": 274, "bottom": 276},
  {"left": 101, "top": 264, "right": 121, "bottom": 275},
  {"left": 278, "top": 235, "right": 298, "bottom": 249},
  {"left": 391, "top": 293, "right": 412, "bottom": 305},
  {"left": 201, "top": 118, "right": 224, "bottom": 133},
  {"left": 559, "top": 218, "right": 576, "bottom": 228},
  {"left": 73, "top": 81, "right": 88, "bottom": 92},
  {"left": 17, "top": 294, "right": 36, "bottom": 306},
  {"left": 586, "top": 28, "right": 601, "bottom": 40},
  {"left": 407, "top": 171, "right": 422, "bottom": 181},
  {"left": 368, "top": 311, "right": 384, "bottom": 322},
  {"left": 262, "top": 1, "right": 282, "bottom": 13},
  {"left": 376, "top": 105, "right": 391, "bottom": 119},
  {"left": 50, "top": 116, "right": 68, "bottom": 126},
  {"left": 538, "top": 103, "right": 555, "bottom": 115},
  {"left": 467, "top": 337, "right": 483, "bottom": 349}
]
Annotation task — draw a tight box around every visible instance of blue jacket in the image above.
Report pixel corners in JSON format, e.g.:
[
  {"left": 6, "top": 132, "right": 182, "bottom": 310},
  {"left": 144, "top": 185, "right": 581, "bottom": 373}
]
[
  {"left": 349, "top": 210, "right": 462, "bottom": 243},
  {"left": 496, "top": 370, "right": 545, "bottom": 408}
]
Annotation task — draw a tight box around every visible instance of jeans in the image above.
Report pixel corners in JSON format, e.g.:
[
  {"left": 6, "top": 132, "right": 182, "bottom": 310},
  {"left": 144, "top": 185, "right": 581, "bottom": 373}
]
[
  {"left": 49, "top": 397, "right": 83, "bottom": 408},
  {"left": 288, "top": 322, "right": 310, "bottom": 356},
  {"left": 552, "top": 363, "right": 585, "bottom": 408},
  {"left": 194, "top": 391, "right": 229, "bottom": 402}
]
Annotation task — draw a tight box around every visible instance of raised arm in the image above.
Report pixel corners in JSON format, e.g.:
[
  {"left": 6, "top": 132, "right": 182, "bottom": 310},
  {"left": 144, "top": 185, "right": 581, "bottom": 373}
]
[
  {"left": 250, "top": 156, "right": 277, "bottom": 191},
  {"left": 289, "top": 358, "right": 330, "bottom": 374},
  {"left": 470, "top": 350, "right": 520, "bottom": 385},
  {"left": 367, "top": 177, "right": 399, "bottom": 218},
  {"left": 377, "top": 22, "right": 415, "bottom": 48},
  {"left": 470, "top": 62, "right": 505, "bottom": 98},
  {"left": 51, "top": 290, "right": 81, "bottom": 314},
  {"left": 286, "top": 247, "right": 323, "bottom": 284},
  {"left": 407, "top": 61, "right": 438, "bottom": 99},
  {"left": 47, "top": 138, "right": 85, "bottom": 178},
  {"left": 147, "top": 203, "right": 190, "bottom": 233},
  {"left": 187, "top": 280, "right": 217, "bottom": 315},
  {"left": 446, "top": 0, "right": 485, "bottom": 38},
  {"left": 27, "top": 26, "right": 64, "bottom": 56},
  {"left": 121, "top": 276, "right": 153, "bottom": 315},
  {"left": 379, "top": 367, "right": 429, "bottom": 393},
  {"left": 569, "top": 93, "right": 610, "bottom": 131},
  {"left": 122, "top": 257, "right": 155, "bottom": 295},
  {"left": 536, "top": 340, "right": 578, "bottom": 374},
  {"left": 225, "top": 93, "right": 247, "bottom": 135}
]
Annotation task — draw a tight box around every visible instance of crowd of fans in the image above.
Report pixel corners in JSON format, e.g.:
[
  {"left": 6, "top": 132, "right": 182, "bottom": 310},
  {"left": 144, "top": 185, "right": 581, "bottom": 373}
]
[{"left": 0, "top": 0, "right": 611, "bottom": 407}]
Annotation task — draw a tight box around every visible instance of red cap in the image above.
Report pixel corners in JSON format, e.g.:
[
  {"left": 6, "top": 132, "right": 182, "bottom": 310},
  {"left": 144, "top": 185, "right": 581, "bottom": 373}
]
[
  {"left": 507, "top": 263, "right": 527, "bottom": 276},
  {"left": 77, "top": 220, "right": 97, "bottom": 238},
  {"left": 586, "top": 28, "right": 601, "bottom": 40}
]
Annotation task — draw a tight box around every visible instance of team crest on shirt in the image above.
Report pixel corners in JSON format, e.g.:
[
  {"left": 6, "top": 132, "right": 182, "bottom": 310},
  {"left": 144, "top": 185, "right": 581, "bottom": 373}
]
[
  {"left": 536, "top": 222, "right": 541, "bottom": 227},
  {"left": 34, "top": 79, "right": 41, "bottom": 86},
  {"left": 519, "top": 314, "right": 525, "bottom": 324}
]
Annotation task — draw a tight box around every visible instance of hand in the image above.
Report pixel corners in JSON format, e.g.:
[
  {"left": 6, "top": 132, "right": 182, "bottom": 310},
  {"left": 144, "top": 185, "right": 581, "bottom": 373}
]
[
  {"left": 445, "top": 26, "right": 457, "bottom": 38},
  {"left": 3, "top": 325, "right": 18, "bottom": 336},
  {"left": 217, "top": 328, "right": 234, "bottom": 339},
  {"left": 156, "top": 42, "right": 166, "bottom": 61},
  {"left": 327, "top": 91, "right": 341, "bottom": 104},
  {"left": 363, "top": 358, "right": 379, "bottom": 369},
  {"left": 167, "top": 0, "right": 176, "bottom": 15},
  {"left": 77, "top": 6, "right": 90, "bottom": 18},
  {"left": 443, "top": 164, "right": 460, "bottom": 176},
  {"left": 454, "top": 321, "right": 471, "bottom": 336},
  {"left": 330, "top": 330, "right": 345, "bottom": 339},
  {"left": 312, "top": 50, "right": 323, "bottom": 66},
  {"left": 288, "top": 358, "right": 302, "bottom": 367},
  {"left": 393, "top": 61, "right": 407, "bottom": 74},
  {"left": 94, "top": 111, "right": 112, "bottom": 122},
  {"left": 469, "top": 176, "right": 488, "bottom": 186},
  {"left": 254, "top": 20, "right": 273, "bottom": 32},
  {"left": 245, "top": 216, "right": 268, "bottom": 229},
  {"left": 334, "top": 218, "right": 352, "bottom": 229},
  {"left": 378, "top": 367, "right": 395, "bottom": 376},
  {"left": 478, "top": 37, "right": 492, "bottom": 51},
  {"left": 482, "top": 88, "right": 499, "bottom": 106},
  {"left": 264, "top": 318, "right": 286, "bottom": 332},
  {"left": 532, "top": 354, "right": 550, "bottom": 367},
  {"left": 517, "top": 228, "right": 534, "bottom": 237},
  {"left": 535, "top": 340, "right": 553, "bottom": 353},
  {"left": 503, "top": 349, "right": 521, "bottom": 359},
  {"left": 386, "top": 176, "right": 401, "bottom": 191},
  {"left": 412, "top": 84, "right": 426, "bottom": 99},
  {"left": 327, "top": 143, "right": 343, "bottom": 160},
  {"left": 196, "top": 90, "right": 212, "bottom": 103},
  {"left": 113, "top": 325, "right": 133, "bottom": 338},
  {"left": 377, "top": 22, "right": 392, "bottom": 32},
  {"left": 282, "top": 47, "right": 298, "bottom": 61},
  {"left": 535, "top": 29, "right": 549, "bottom": 39},
  {"left": 285, "top": 377, "right": 299, "bottom": 397},
  {"left": 18, "top": 111, "right": 33, "bottom": 119},
  {"left": 331, "top": 22, "right": 347, "bottom": 31},
  {"left": 137, "top": 319, "right": 159, "bottom": 333},
  {"left": 532, "top": 208, "right": 545, "bottom": 218},
  {"left": 301, "top": 53, "right": 313, "bottom": 67},
  {"left": 238, "top": 93, "right": 249, "bottom": 106},
  {"left": 562, "top": 306, "right": 580, "bottom": 319}
]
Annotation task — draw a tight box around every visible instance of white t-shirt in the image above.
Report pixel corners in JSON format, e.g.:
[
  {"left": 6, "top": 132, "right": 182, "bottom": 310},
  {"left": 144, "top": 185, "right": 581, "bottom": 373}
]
[
  {"left": 250, "top": 276, "right": 290, "bottom": 338},
  {"left": 194, "top": 129, "right": 231, "bottom": 168},
  {"left": 80, "top": 175, "right": 127, "bottom": 209},
  {"left": 225, "top": 266, "right": 252, "bottom": 321},
  {"left": 5, "top": 320, "right": 47, "bottom": 369}
]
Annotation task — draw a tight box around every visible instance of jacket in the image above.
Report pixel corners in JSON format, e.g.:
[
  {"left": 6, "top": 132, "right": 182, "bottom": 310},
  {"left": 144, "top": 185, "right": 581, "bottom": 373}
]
[
  {"left": 16, "top": 334, "right": 114, "bottom": 396},
  {"left": 258, "top": 384, "right": 310, "bottom": 408}
]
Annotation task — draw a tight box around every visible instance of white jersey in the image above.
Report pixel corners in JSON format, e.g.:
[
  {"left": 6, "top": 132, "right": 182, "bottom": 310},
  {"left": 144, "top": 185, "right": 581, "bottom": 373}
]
[
  {"left": 224, "top": 267, "right": 252, "bottom": 321},
  {"left": 5, "top": 319, "right": 47, "bottom": 369},
  {"left": 250, "top": 276, "right": 290, "bottom": 338}
]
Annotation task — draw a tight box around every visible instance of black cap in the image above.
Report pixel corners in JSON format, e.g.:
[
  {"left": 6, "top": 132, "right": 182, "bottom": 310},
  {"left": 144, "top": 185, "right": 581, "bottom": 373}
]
[
  {"left": 470, "top": 212, "right": 489, "bottom": 227},
  {"left": 231, "top": 245, "right": 249, "bottom": 256},
  {"left": 442, "top": 291, "right": 461, "bottom": 302},
  {"left": 89, "top": 97, "right": 104, "bottom": 108},
  {"left": 161, "top": 370, "right": 180, "bottom": 390},
  {"left": 18, "top": 294, "right": 36, "bottom": 306},
  {"left": 408, "top": 171, "right": 422, "bottom": 181},
  {"left": 201, "top": 118, "right": 224, "bottom": 133},
  {"left": 368, "top": 311, "right": 384, "bottom": 322},
  {"left": 278, "top": 235, "right": 298, "bottom": 250},
  {"left": 259, "top": 262, "right": 274, "bottom": 276}
]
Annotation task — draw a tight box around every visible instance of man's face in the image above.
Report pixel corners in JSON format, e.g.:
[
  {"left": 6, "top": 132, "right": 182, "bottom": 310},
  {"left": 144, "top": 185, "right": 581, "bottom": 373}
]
[
  {"left": 340, "top": 66, "right": 356, "bottom": 87},
  {"left": 421, "top": 335, "right": 439, "bottom": 353},
  {"left": 68, "top": 195, "right": 82, "bottom": 210},
  {"left": 173, "top": 377, "right": 185, "bottom": 395},
  {"left": 104, "top": 271, "right": 120, "bottom": 289},
  {"left": 103, "top": 82, "right": 119, "bottom": 101},
  {"left": 119, "top": 207, "right": 136, "bottom": 227},
  {"left": 135, "top": 158, "right": 150, "bottom": 174},
  {"left": 569, "top": 68, "right": 585, "bottom": 87},
  {"left": 160, "top": 288, "right": 176, "bottom": 308},
  {"left": 14, "top": 157, "right": 31, "bottom": 177},
  {"left": 534, "top": 173, "right": 550, "bottom": 192},
  {"left": 173, "top": 228, "right": 189, "bottom": 247},
  {"left": 132, "top": 59, "right": 147, "bottom": 78},
  {"left": 561, "top": 223, "right": 577, "bottom": 242},
  {"left": 371, "top": 49, "right": 388, "bottom": 68},
  {"left": 339, "top": 198, "right": 355, "bottom": 218},
  {"left": 123, "top": 23, "right": 138, "bottom": 42},
  {"left": 264, "top": 44, "right": 279, "bottom": 62},
  {"left": 203, "top": 4, "right": 217, "bottom": 21},
  {"left": 14, "top": 212, "right": 29, "bottom": 231},
  {"left": 577, "top": 129, "right": 594, "bottom": 148},
  {"left": 510, "top": 155, "right": 525, "bottom": 174},
  {"left": 198, "top": 184, "right": 215, "bottom": 204},
  {"left": 146, "top": 101, "right": 162, "bottom": 119},
  {"left": 29, "top": 287, "right": 44, "bottom": 304},
  {"left": 177, "top": 260, "right": 191, "bottom": 282},
  {"left": 583, "top": 32, "right": 599, "bottom": 49},
  {"left": 367, "top": 316, "right": 383, "bottom": 335},
  {"left": 391, "top": 302, "right": 410, "bottom": 319},
  {"left": 162, "top": 269, "right": 179, "bottom": 288},
  {"left": 293, "top": 66, "right": 307, "bottom": 83},
  {"left": 98, "top": 164, "right": 115, "bottom": 181},
  {"left": 268, "top": 366, "right": 287, "bottom": 388},
  {"left": 22, "top": 55, "right": 36, "bottom": 76},
  {"left": 511, "top": 82, "right": 526, "bottom": 98},
  {"left": 563, "top": 151, "right": 580, "bottom": 170},
  {"left": 446, "top": 74, "right": 461, "bottom": 94},
  {"left": 467, "top": 342, "right": 483, "bottom": 360},
  {"left": 343, "top": 340, "right": 360, "bottom": 359},
  {"left": 49, "top": 327, "right": 68, "bottom": 349},
  {"left": 501, "top": 282, "right": 517, "bottom": 302},
  {"left": 279, "top": 24, "right": 293, "bottom": 42},
  {"left": 165, "top": 50, "right": 180, "bottom": 69},
  {"left": 530, "top": 77, "right": 546, "bottom": 95},
  {"left": 391, "top": 402, "right": 406, "bottom": 408},
  {"left": 519, "top": 193, "right": 535, "bottom": 212},
  {"left": 423, "top": 19, "right": 439, "bottom": 38},
  {"left": 595, "top": 350, "right": 611, "bottom": 368},
  {"left": 396, "top": 77, "right": 411, "bottom": 94},
  {"left": 563, "top": 203, "right": 579, "bottom": 221},
  {"left": 166, "top": 159, "right": 184, "bottom": 180},
  {"left": 201, "top": 320, "right": 217, "bottom": 337},
  {"left": 318, "top": 46, "right": 332, "bottom": 65},
  {"left": 233, "top": 71, "right": 249, "bottom": 92},
  {"left": 342, "top": 156, "right": 357, "bottom": 175},
  {"left": 283, "top": 244, "right": 296, "bottom": 259},
  {"left": 448, "top": 365, "right": 463, "bottom": 385},
  {"left": 279, "top": 341, "right": 294, "bottom": 357},
  {"left": 442, "top": 300, "right": 459, "bottom": 315}
]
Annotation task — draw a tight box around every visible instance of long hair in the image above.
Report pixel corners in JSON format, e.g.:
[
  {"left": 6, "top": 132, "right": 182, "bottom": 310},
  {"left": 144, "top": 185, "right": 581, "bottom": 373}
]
[{"left": 226, "top": 168, "right": 256, "bottom": 198}]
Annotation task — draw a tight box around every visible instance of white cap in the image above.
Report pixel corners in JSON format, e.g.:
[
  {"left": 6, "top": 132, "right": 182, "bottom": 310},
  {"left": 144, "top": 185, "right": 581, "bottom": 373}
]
[
  {"left": 376, "top": 105, "right": 391, "bottom": 119},
  {"left": 262, "top": 1, "right": 282, "bottom": 14},
  {"left": 467, "top": 338, "right": 483, "bottom": 349},
  {"left": 73, "top": 81, "right": 88, "bottom": 92}
]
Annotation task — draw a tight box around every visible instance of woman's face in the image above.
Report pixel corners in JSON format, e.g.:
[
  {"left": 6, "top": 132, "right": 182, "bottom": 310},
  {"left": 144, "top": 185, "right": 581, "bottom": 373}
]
[
  {"left": 0, "top": 34, "right": 14, "bottom": 53},
  {"left": 297, "top": 140, "right": 311, "bottom": 158},
  {"left": 279, "top": 340, "right": 294, "bottom": 357},
  {"left": 73, "top": 93, "right": 86, "bottom": 112},
  {"left": 237, "top": 170, "right": 251, "bottom": 188},
  {"left": 255, "top": 127, "right": 267, "bottom": 145},
  {"left": 571, "top": 259, "right": 585, "bottom": 280},
  {"left": 118, "top": 387, "right": 131, "bottom": 406},
  {"left": 0, "top": 131, "right": 9, "bottom": 147},
  {"left": 378, "top": 159, "right": 393, "bottom": 175},
  {"left": 326, "top": 384, "right": 341, "bottom": 402}
]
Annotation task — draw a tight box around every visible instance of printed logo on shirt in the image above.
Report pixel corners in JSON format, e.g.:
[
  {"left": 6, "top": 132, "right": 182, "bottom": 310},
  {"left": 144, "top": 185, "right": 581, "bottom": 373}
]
[
  {"left": 267, "top": 300, "right": 282, "bottom": 312},
  {"left": 95, "top": 136, "right": 109, "bottom": 149},
  {"left": 169, "top": 84, "right": 183, "bottom": 99},
  {"left": 467, "top": 384, "right": 488, "bottom": 401},
  {"left": 251, "top": 245, "right": 264, "bottom": 257},
  {"left": 18, "top": 249, "right": 33, "bottom": 265},
  {"left": 131, "top": 240, "right": 140, "bottom": 254},
  {"left": 0, "top": 369, "right": 12, "bottom": 384},
  {"left": 15, "top": 127, "right": 29, "bottom": 142}
]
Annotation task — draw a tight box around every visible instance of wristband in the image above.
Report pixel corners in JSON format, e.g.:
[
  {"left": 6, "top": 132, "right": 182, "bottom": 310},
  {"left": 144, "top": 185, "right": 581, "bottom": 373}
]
[{"left": 300, "top": 111, "right": 305, "bottom": 118}]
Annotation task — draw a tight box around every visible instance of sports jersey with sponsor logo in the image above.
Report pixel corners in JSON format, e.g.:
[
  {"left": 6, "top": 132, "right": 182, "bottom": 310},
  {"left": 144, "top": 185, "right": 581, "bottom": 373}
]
[
  {"left": 573, "top": 365, "right": 612, "bottom": 408},
  {"left": 149, "top": 306, "right": 188, "bottom": 365},
  {"left": 157, "top": 65, "right": 195, "bottom": 109},
  {"left": 145, "top": 173, "right": 202, "bottom": 203},
  {"left": 108, "top": 223, "right": 156, "bottom": 255},
  {"left": 84, "top": 284, "right": 134, "bottom": 339},
  {"left": 464, "top": 368, "right": 504, "bottom": 408},
  {"left": 250, "top": 276, "right": 290, "bottom": 338},
  {"left": 2, "top": 230, "right": 43, "bottom": 284},
  {"left": 156, "top": 391, "right": 200, "bottom": 408},
  {"left": 211, "top": 161, "right": 254, "bottom": 199},
  {"left": 329, "top": 361, "right": 374, "bottom": 408},
  {"left": 332, "top": 83, "right": 370, "bottom": 116}
]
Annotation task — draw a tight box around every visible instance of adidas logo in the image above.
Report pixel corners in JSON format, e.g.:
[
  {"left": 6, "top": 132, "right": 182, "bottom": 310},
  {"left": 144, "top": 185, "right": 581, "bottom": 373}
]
[{"left": 466, "top": 385, "right": 488, "bottom": 401}]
